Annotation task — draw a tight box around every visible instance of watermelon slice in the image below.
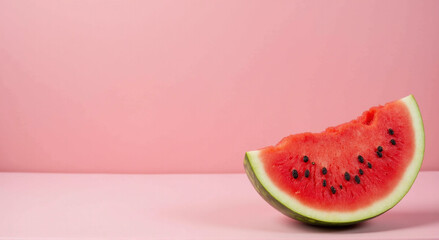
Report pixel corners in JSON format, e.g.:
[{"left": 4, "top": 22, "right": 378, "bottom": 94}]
[{"left": 244, "top": 95, "right": 424, "bottom": 226}]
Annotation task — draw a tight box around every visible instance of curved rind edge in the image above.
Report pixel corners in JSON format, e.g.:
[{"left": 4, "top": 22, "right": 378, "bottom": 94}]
[
  {"left": 244, "top": 95, "right": 425, "bottom": 226},
  {"left": 397, "top": 94, "right": 425, "bottom": 204},
  {"left": 244, "top": 152, "right": 362, "bottom": 226}
]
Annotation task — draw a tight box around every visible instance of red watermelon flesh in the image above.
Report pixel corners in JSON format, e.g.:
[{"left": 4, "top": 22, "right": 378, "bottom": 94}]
[{"left": 244, "top": 95, "right": 424, "bottom": 225}]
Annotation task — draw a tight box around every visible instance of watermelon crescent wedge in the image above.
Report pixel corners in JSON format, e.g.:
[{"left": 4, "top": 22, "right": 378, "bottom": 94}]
[{"left": 244, "top": 95, "right": 424, "bottom": 226}]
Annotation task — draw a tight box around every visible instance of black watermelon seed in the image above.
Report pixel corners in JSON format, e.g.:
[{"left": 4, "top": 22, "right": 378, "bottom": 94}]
[
  {"left": 331, "top": 186, "right": 336, "bottom": 194},
  {"left": 358, "top": 155, "right": 364, "bottom": 163},
  {"left": 388, "top": 128, "right": 394, "bottom": 135},
  {"left": 303, "top": 155, "right": 309, "bottom": 163},
  {"left": 378, "top": 146, "right": 383, "bottom": 152},
  {"left": 368, "top": 162, "right": 372, "bottom": 168},
  {"left": 344, "top": 172, "right": 351, "bottom": 181},
  {"left": 355, "top": 175, "right": 360, "bottom": 184},
  {"left": 305, "top": 169, "right": 310, "bottom": 178},
  {"left": 322, "top": 167, "right": 328, "bottom": 175},
  {"left": 323, "top": 180, "right": 327, "bottom": 187},
  {"left": 390, "top": 139, "right": 396, "bottom": 145},
  {"left": 339, "top": 184, "right": 343, "bottom": 189},
  {"left": 377, "top": 151, "right": 383, "bottom": 158},
  {"left": 312, "top": 162, "right": 315, "bottom": 165},
  {"left": 359, "top": 169, "right": 364, "bottom": 175},
  {"left": 292, "top": 169, "right": 298, "bottom": 179}
]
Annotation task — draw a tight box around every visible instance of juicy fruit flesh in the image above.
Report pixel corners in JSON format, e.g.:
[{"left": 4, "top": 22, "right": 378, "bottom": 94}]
[{"left": 261, "top": 100, "right": 414, "bottom": 211}]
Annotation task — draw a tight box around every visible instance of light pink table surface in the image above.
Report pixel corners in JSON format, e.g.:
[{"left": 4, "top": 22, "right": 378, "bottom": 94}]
[{"left": 0, "top": 172, "right": 438, "bottom": 239}]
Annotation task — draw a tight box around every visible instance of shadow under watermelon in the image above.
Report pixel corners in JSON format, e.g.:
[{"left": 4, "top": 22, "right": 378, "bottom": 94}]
[
  {"left": 288, "top": 210, "right": 439, "bottom": 233},
  {"left": 167, "top": 198, "right": 439, "bottom": 236}
]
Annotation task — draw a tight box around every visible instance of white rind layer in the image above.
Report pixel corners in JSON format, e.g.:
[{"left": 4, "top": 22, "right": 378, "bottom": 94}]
[{"left": 246, "top": 95, "right": 425, "bottom": 223}]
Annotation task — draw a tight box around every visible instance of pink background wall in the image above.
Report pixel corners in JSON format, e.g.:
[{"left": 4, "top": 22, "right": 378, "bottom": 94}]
[{"left": 1, "top": 0, "right": 438, "bottom": 173}]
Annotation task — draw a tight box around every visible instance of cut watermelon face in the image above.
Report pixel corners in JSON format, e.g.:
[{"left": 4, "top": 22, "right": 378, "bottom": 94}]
[{"left": 244, "top": 95, "right": 424, "bottom": 225}]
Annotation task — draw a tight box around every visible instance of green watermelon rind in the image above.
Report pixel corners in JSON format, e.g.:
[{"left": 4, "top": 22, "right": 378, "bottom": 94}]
[{"left": 244, "top": 95, "right": 425, "bottom": 226}]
